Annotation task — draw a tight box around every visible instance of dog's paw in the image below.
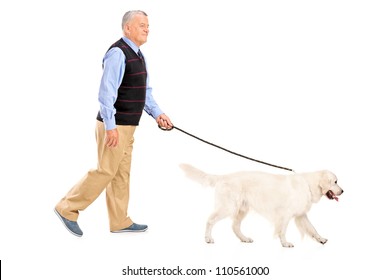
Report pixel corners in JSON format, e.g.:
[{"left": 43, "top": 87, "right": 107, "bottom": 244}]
[
  {"left": 313, "top": 235, "right": 328, "bottom": 244},
  {"left": 319, "top": 237, "right": 328, "bottom": 244},
  {"left": 241, "top": 237, "right": 254, "bottom": 243},
  {"left": 281, "top": 242, "right": 294, "bottom": 248},
  {"left": 205, "top": 237, "right": 214, "bottom": 244}
]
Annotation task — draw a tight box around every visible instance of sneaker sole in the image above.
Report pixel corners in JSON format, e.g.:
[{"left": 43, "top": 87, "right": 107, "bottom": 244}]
[
  {"left": 111, "top": 228, "right": 148, "bottom": 233},
  {"left": 54, "top": 208, "right": 83, "bottom": 237}
]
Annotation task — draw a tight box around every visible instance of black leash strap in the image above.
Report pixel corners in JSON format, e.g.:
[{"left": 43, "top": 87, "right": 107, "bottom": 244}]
[{"left": 159, "top": 125, "right": 294, "bottom": 172}]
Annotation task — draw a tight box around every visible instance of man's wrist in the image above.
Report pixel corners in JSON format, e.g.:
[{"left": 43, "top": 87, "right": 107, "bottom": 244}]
[{"left": 104, "top": 118, "right": 116, "bottom": 130}]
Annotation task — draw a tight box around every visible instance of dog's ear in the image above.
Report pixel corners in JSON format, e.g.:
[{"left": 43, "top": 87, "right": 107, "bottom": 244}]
[
  {"left": 307, "top": 171, "right": 325, "bottom": 203},
  {"left": 318, "top": 171, "right": 333, "bottom": 195}
]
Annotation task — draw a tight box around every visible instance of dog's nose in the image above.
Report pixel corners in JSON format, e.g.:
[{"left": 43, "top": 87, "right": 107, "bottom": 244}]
[{"left": 340, "top": 189, "right": 344, "bottom": 195}]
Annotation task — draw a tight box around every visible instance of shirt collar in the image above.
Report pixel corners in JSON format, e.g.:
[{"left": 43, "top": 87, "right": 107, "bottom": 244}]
[{"left": 122, "top": 36, "right": 140, "bottom": 54}]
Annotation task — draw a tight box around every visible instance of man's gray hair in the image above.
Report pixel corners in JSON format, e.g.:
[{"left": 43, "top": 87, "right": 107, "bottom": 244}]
[{"left": 122, "top": 10, "right": 148, "bottom": 30}]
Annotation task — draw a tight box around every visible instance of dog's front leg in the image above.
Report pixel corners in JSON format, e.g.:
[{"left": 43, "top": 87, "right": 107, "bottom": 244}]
[
  {"left": 276, "top": 219, "right": 294, "bottom": 248},
  {"left": 232, "top": 209, "right": 253, "bottom": 243},
  {"left": 205, "top": 219, "right": 214, "bottom": 243},
  {"left": 295, "top": 214, "right": 327, "bottom": 244}
]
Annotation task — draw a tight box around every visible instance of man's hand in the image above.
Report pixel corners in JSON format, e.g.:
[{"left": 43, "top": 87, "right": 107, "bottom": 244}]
[
  {"left": 105, "top": 128, "right": 119, "bottom": 148},
  {"left": 157, "top": 114, "right": 173, "bottom": 130}
]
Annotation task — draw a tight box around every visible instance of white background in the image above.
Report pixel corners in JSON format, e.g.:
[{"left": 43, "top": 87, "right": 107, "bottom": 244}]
[{"left": 1, "top": 0, "right": 389, "bottom": 279}]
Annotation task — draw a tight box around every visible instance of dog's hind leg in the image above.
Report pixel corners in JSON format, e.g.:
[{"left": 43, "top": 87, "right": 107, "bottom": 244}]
[
  {"left": 295, "top": 214, "right": 327, "bottom": 244},
  {"left": 232, "top": 204, "right": 253, "bottom": 243},
  {"left": 205, "top": 209, "right": 229, "bottom": 244}
]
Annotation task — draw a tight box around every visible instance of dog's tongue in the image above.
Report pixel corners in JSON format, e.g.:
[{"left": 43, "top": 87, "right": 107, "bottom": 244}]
[{"left": 326, "top": 190, "right": 339, "bottom": 202}]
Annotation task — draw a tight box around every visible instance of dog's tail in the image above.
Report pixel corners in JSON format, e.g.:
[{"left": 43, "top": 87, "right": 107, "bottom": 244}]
[{"left": 179, "top": 163, "right": 218, "bottom": 187}]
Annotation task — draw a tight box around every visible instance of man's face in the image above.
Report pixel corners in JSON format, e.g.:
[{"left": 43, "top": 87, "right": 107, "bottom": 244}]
[{"left": 125, "top": 14, "right": 149, "bottom": 47}]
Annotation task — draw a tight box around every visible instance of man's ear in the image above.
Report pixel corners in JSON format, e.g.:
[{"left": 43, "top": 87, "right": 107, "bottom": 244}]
[{"left": 123, "top": 23, "right": 131, "bottom": 35}]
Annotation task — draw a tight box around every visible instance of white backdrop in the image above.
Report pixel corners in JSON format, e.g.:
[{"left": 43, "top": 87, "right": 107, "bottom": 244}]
[{"left": 1, "top": 0, "right": 389, "bottom": 279}]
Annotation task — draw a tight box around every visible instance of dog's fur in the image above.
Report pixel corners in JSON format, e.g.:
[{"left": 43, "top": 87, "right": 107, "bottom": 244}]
[{"left": 179, "top": 164, "right": 343, "bottom": 247}]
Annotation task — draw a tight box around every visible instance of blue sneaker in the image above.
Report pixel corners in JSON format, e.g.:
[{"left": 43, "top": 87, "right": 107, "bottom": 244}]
[
  {"left": 54, "top": 208, "right": 83, "bottom": 237},
  {"left": 111, "top": 223, "right": 148, "bottom": 233}
]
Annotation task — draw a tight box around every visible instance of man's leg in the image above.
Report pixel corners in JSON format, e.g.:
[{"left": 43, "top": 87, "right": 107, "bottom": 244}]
[
  {"left": 55, "top": 121, "right": 127, "bottom": 233},
  {"left": 106, "top": 125, "right": 136, "bottom": 231}
]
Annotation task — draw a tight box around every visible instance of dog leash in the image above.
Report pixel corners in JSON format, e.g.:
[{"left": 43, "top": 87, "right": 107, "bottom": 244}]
[{"left": 159, "top": 125, "right": 295, "bottom": 172}]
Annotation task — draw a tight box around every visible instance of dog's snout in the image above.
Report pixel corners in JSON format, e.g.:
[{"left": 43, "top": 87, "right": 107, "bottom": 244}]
[{"left": 340, "top": 189, "right": 344, "bottom": 195}]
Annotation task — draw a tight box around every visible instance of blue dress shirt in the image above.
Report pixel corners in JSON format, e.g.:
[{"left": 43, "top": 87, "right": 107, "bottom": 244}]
[{"left": 98, "top": 37, "right": 163, "bottom": 130}]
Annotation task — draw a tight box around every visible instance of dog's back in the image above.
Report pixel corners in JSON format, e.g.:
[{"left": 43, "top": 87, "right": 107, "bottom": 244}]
[{"left": 180, "top": 163, "right": 291, "bottom": 191}]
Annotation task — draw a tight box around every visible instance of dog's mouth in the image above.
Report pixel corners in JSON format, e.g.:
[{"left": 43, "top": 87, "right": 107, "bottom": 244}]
[{"left": 326, "top": 190, "right": 339, "bottom": 202}]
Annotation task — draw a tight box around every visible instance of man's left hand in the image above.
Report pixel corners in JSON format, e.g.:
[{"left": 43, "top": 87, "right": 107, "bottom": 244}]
[{"left": 157, "top": 114, "right": 173, "bottom": 130}]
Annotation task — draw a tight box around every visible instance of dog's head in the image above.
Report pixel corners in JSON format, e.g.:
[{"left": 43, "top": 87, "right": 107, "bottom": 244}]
[{"left": 319, "top": 171, "right": 344, "bottom": 201}]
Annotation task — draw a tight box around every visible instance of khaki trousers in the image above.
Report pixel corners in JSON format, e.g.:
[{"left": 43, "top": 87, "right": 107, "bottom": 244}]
[{"left": 55, "top": 121, "right": 136, "bottom": 231}]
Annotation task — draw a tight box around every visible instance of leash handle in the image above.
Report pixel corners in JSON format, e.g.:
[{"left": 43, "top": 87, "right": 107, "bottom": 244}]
[
  {"left": 158, "top": 125, "right": 174, "bottom": 131},
  {"left": 158, "top": 124, "right": 294, "bottom": 172}
]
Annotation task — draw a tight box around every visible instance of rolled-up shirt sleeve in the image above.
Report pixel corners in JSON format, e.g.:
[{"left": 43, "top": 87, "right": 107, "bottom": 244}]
[{"left": 98, "top": 47, "right": 125, "bottom": 130}]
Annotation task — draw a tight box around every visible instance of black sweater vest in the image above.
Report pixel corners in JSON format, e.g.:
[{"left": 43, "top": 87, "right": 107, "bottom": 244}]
[{"left": 97, "top": 38, "right": 147, "bottom": 126}]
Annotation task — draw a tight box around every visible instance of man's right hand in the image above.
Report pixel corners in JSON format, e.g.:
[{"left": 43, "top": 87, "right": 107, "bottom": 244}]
[{"left": 105, "top": 128, "right": 119, "bottom": 148}]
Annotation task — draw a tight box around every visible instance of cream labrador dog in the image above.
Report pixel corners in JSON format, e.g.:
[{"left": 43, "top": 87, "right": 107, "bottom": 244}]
[{"left": 179, "top": 164, "right": 343, "bottom": 248}]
